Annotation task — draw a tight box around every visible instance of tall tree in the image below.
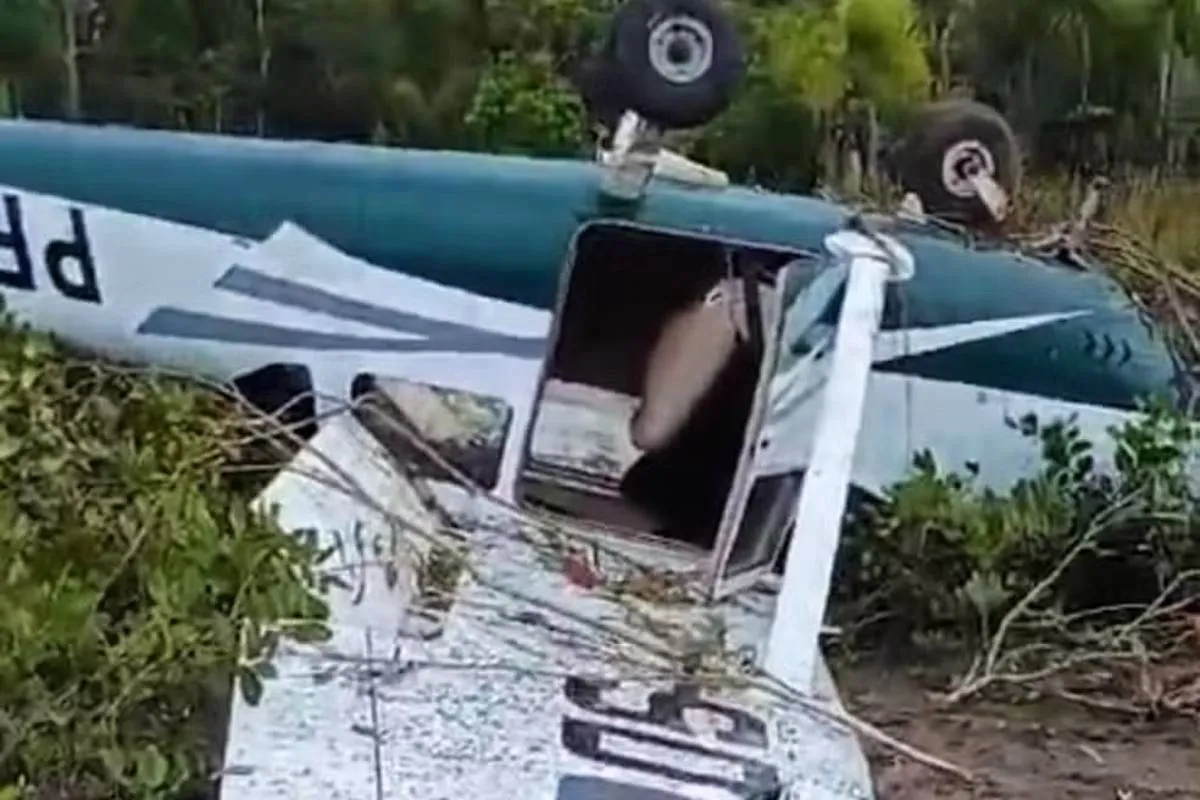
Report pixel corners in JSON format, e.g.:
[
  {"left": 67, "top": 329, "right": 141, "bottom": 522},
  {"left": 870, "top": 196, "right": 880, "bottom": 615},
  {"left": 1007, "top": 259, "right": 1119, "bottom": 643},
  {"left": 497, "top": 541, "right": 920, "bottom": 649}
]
[
  {"left": 1155, "top": 0, "right": 1200, "bottom": 139},
  {"left": 0, "top": 0, "right": 56, "bottom": 116},
  {"left": 58, "top": 0, "right": 84, "bottom": 118}
]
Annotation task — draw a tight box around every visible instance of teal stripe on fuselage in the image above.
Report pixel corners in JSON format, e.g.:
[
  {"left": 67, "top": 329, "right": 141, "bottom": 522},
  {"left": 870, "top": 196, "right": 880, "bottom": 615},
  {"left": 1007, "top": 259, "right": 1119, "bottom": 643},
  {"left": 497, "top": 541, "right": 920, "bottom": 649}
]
[{"left": 0, "top": 120, "right": 1182, "bottom": 411}]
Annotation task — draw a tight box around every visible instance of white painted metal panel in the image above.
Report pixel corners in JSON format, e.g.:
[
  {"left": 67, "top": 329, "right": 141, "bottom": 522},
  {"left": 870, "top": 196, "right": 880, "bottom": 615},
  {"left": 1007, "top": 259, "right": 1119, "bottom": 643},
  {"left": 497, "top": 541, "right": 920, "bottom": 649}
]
[{"left": 222, "top": 413, "right": 875, "bottom": 799}]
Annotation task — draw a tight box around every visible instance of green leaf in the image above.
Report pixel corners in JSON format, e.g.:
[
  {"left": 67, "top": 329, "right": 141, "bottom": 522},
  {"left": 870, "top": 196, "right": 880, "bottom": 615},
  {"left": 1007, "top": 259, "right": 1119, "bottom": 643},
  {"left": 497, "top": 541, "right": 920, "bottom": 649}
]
[
  {"left": 239, "top": 668, "right": 264, "bottom": 707},
  {"left": 99, "top": 747, "right": 127, "bottom": 783},
  {"left": 134, "top": 745, "right": 170, "bottom": 789},
  {"left": 289, "top": 620, "right": 333, "bottom": 644}
]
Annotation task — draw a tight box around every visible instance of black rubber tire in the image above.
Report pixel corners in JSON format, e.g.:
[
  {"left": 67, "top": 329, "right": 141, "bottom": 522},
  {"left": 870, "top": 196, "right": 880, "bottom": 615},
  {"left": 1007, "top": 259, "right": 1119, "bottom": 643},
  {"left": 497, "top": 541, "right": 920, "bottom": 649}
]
[
  {"left": 603, "top": 0, "right": 745, "bottom": 130},
  {"left": 893, "top": 100, "right": 1021, "bottom": 226}
]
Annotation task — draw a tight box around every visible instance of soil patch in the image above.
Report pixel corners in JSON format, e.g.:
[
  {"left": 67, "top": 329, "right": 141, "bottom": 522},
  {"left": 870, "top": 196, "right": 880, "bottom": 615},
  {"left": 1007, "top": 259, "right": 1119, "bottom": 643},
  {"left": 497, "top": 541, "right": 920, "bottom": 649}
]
[{"left": 837, "top": 661, "right": 1200, "bottom": 799}]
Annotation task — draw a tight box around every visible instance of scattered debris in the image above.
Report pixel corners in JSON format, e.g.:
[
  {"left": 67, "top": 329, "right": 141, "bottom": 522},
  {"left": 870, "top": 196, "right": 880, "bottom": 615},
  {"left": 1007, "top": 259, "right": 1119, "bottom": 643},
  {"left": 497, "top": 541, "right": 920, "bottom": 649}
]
[
  {"left": 413, "top": 543, "right": 467, "bottom": 615},
  {"left": 562, "top": 549, "right": 603, "bottom": 589}
]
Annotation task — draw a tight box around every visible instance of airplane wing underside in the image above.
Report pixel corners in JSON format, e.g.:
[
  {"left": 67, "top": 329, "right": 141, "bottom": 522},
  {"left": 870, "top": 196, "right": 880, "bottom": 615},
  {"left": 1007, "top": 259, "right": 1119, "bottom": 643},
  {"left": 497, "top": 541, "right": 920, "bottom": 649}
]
[{"left": 221, "top": 413, "right": 875, "bottom": 800}]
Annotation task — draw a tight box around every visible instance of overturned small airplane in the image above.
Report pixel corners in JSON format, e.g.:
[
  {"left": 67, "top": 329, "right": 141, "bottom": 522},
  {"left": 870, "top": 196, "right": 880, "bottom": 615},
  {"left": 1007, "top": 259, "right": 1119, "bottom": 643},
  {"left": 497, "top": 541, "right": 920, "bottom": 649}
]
[{"left": 0, "top": 0, "right": 1186, "bottom": 796}]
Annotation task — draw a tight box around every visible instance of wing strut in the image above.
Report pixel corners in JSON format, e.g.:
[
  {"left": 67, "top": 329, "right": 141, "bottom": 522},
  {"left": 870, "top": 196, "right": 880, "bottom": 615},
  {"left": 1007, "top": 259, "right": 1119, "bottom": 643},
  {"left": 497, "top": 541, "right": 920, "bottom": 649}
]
[{"left": 763, "top": 223, "right": 913, "bottom": 694}]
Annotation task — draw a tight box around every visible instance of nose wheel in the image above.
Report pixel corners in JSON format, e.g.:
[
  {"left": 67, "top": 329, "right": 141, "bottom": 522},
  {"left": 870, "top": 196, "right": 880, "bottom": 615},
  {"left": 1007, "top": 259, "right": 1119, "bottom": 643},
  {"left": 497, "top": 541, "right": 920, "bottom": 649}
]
[{"left": 584, "top": 0, "right": 744, "bottom": 199}]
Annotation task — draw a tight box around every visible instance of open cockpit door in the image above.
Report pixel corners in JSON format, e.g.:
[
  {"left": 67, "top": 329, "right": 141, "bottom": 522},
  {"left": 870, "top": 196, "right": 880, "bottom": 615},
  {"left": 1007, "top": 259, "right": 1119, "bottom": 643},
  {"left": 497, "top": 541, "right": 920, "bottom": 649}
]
[
  {"left": 701, "top": 256, "right": 839, "bottom": 599},
  {"left": 513, "top": 223, "right": 813, "bottom": 569},
  {"left": 510, "top": 218, "right": 912, "bottom": 651}
]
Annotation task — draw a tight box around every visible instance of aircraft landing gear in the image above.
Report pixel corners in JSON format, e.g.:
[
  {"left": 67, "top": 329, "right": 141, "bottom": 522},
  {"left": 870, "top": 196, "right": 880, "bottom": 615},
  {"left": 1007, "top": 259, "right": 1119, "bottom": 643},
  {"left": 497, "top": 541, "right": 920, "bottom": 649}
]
[
  {"left": 889, "top": 100, "right": 1022, "bottom": 228},
  {"left": 585, "top": 0, "right": 744, "bottom": 199},
  {"left": 606, "top": 0, "right": 745, "bottom": 130}
]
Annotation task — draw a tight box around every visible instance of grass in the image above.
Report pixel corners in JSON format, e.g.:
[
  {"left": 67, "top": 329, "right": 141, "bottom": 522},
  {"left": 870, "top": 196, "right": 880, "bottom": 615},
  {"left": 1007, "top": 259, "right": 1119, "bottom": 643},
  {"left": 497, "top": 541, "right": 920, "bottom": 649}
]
[
  {"left": 1010, "top": 174, "right": 1200, "bottom": 368},
  {"left": 1017, "top": 175, "right": 1200, "bottom": 271}
]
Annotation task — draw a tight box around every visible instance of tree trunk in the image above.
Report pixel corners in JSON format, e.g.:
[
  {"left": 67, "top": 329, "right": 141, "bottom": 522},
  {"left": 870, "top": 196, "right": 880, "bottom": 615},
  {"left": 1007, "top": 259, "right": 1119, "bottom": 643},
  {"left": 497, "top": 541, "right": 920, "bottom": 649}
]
[
  {"left": 937, "top": 12, "right": 957, "bottom": 99},
  {"left": 1010, "top": 49, "right": 1038, "bottom": 151},
  {"left": 1020, "top": 51, "right": 1036, "bottom": 123},
  {"left": 1157, "top": 12, "right": 1176, "bottom": 157},
  {"left": 1078, "top": 22, "right": 1091, "bottom": 108},
  {"left": 863, "top": 101, "right": 879, "bottom": 192},
  {"left": 817, "top": 112, "right": 839, "bottom": 189},
  {"left": 61, "top": 0, "right": 82, "bottom": 120},
  {"left": 255, "top": 0, "right": 269, "bottom": 136}
]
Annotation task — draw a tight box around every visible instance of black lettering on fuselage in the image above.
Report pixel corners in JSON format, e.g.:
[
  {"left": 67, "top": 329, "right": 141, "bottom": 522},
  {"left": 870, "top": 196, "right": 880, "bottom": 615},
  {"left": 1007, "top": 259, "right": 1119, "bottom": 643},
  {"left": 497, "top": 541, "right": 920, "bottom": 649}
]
[
  {"left": 0, "top": 195, "right": 34, "bottom": 291},
  {"left": 45, "top": 207, "right": 101, "bottom": 303},
  {"left": 0, "top": 194, "right": 102, "bottom": 304},
  {"left": 557, "top": 677, "right": 781, "bottom": 798},
  {"left": 564, "top": 677, "right": 770, "bottom": 749}
]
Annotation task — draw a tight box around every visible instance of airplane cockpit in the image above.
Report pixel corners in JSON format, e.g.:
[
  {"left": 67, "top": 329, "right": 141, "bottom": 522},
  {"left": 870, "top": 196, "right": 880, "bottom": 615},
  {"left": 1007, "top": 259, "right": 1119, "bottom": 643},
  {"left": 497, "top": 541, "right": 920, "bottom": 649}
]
[{"left": 514, "top": 223, "right": 802, "bottom": 592}]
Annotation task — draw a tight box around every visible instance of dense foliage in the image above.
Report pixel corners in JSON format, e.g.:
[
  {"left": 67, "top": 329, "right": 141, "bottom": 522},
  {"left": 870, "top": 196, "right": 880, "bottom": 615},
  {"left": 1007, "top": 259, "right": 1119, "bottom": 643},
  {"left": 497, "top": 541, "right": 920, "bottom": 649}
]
[
  {"left": 837, "top": 402, "right": 1200, "bottom": 642},
  {"left": 0, "top": 0, "right": 1197, "bottom": 789},
  {"left": 0, "top": 308, "right": 330, "bottom": 799},
  {"left": 0, "top": 0, "right": 1197, "bottom": 186},
  {"left": 833, "top": 400, "right": 1200, "bottom": 708}
]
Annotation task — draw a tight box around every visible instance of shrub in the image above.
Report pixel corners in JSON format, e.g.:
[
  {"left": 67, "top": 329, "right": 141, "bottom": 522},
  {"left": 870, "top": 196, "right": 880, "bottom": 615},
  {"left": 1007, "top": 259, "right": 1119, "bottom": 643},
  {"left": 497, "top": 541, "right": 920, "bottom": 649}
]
[
  {"left": 834, "top": 400, "right": 1200, "bottom": 655},
  {"left": 0, "top": 313, "right": 330, "bottom": 799}
]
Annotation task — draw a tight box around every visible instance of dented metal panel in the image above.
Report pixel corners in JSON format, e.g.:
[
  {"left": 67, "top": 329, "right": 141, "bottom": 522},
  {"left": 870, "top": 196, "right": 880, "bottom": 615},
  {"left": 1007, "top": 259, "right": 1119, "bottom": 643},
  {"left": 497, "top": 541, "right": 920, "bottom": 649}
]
[
  {"left": 356, "top": 374, "right": 515, "bottom": 490},
  {"left": 222, "top": 414, "right": 874, "bottom": 800}
]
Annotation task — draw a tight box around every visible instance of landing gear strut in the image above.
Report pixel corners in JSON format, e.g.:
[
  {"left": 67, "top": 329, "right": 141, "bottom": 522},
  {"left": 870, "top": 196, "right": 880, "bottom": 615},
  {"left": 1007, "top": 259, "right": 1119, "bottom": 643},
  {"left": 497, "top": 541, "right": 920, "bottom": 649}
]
[{"left": 580, "top": 0, "right": 745, "bottom": 199}]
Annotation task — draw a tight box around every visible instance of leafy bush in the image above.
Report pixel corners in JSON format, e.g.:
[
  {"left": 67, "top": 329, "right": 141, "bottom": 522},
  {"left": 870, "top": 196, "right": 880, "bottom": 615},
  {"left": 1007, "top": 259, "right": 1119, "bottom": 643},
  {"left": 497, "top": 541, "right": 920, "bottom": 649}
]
[
  {"left": 464, "top": 50, "right": 587, "bottom": 157},
  {"left": 0, "top": 315, "right": 330, "bottom": 798},
  {"left": 835, "top": 400, "right": 1200, "bottom": 654}
]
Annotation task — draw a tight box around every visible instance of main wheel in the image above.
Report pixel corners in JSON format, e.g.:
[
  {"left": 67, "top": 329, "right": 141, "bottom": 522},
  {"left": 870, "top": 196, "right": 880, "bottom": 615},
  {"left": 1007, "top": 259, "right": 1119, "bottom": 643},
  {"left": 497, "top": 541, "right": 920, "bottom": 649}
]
[
  {"left": 603, "top": 0, "right": 745, "bottom": 130},
  {"left": 892, "top": 100, "right": 1021, "bottom": 226}
]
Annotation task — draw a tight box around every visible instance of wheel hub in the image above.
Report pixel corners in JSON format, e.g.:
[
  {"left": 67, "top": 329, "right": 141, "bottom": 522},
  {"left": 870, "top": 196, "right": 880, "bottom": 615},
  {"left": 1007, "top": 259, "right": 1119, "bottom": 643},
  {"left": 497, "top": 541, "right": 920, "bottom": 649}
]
[
  {"left": 941, "top": 140, "right": 996, "bottom": 199},
  {"left": 647, "top": 14, "right": 714, "bottom": 84}
]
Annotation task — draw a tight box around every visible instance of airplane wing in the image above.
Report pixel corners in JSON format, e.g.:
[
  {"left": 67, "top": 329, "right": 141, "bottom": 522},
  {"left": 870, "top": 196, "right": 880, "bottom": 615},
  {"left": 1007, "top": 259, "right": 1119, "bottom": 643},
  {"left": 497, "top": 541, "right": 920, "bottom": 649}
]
[{"left": 220, "top": 410, "right": 876, "bottom": 800}]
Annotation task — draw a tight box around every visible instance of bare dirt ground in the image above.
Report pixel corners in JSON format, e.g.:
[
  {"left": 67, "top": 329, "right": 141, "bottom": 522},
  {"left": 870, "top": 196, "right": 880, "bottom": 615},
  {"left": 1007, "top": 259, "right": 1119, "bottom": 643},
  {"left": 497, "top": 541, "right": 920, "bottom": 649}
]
[{"left": 836, "top": 663, "right": 1200, "bottom": 799}]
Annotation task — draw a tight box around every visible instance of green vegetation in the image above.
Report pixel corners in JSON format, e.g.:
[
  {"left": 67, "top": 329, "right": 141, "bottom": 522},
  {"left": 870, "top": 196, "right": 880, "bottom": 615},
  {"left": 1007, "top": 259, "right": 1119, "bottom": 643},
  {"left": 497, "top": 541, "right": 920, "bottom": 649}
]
[
  {"left": 0, "top": 0, "right": 1198, "bottom": 185},
  {"left": 831, "top": 401, "right": 1200, "bottom": 714},
  {"left": 0, "top": 0, "right": 1198, "bottom": 792},
  {"left": 838, "top": 402, "right": 1197, "bottom": 641},
  {"left": 0, "top": 305, "right": 330, "bottom": 799}
]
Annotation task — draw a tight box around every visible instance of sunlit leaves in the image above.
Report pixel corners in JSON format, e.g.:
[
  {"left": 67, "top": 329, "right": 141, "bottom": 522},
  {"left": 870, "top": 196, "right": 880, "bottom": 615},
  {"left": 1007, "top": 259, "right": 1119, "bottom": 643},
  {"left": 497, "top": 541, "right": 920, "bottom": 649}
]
[
  {"left": 0, "top": 309, "right": 330, "bottom": 797},
  {"left": 757, "top": 4, "right": 847, "bottom": 111},
  {"left": 843, "top": 0, "right": 931, "bottom": 108},
  {"left": 755, "top": 0, "right": 930, "bottom": 111},
  {"left": 464, "top": 49, "right": 586, "bottom": 155}
]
